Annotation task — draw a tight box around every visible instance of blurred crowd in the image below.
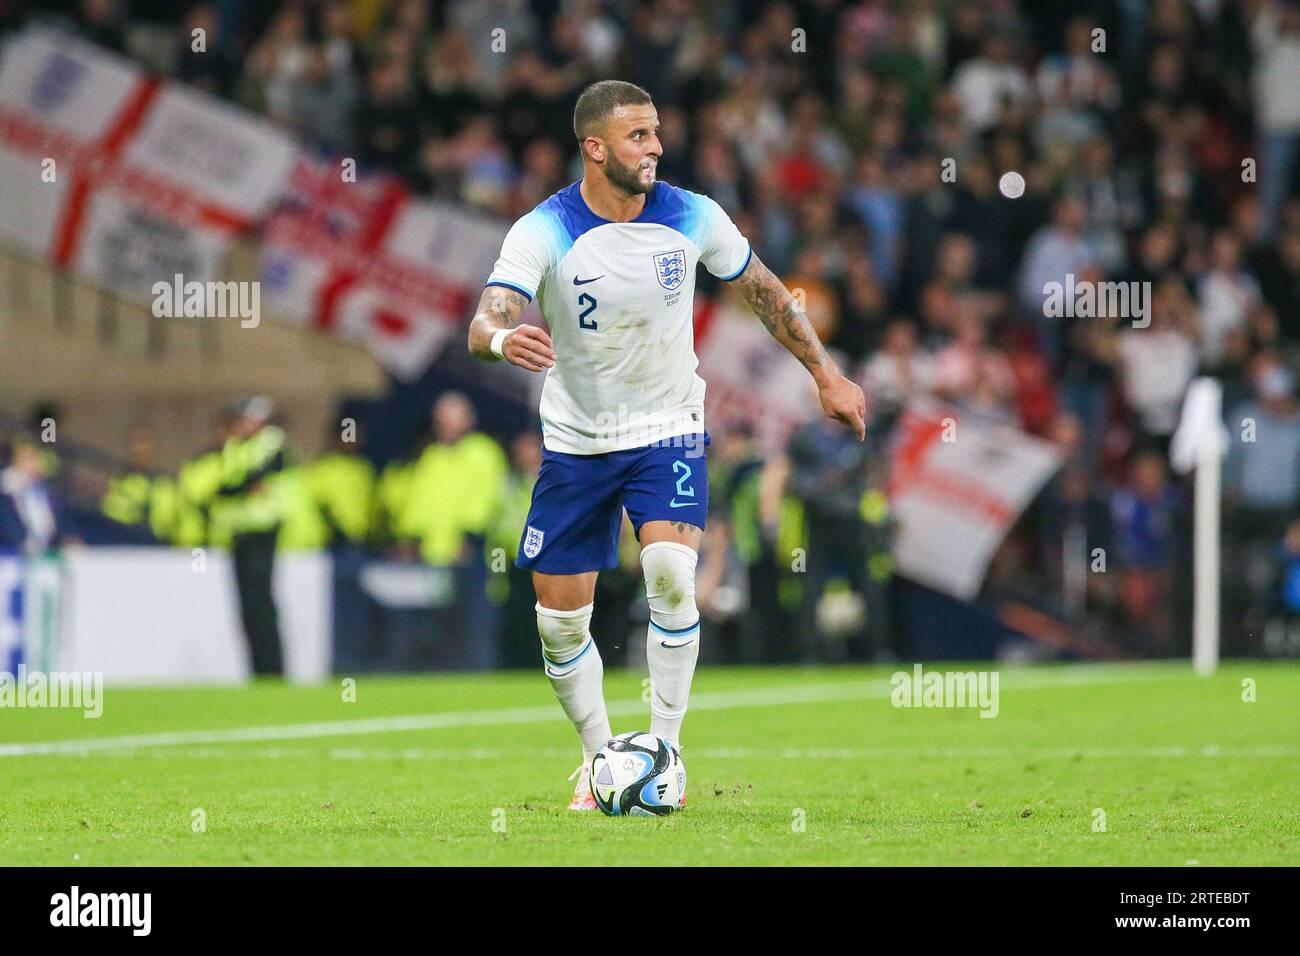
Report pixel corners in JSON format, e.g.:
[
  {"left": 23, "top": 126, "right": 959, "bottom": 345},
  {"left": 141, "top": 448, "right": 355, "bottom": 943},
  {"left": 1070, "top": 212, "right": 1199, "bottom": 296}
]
[{"left": 8, "top": 0, "right": 1300, "bottom": 660}]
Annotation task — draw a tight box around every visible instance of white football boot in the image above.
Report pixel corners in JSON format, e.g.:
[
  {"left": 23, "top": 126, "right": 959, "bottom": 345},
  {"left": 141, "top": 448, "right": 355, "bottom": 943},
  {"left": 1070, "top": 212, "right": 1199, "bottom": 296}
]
[{"left": 567, "top": 763, "right": 597, "bottom": 811}]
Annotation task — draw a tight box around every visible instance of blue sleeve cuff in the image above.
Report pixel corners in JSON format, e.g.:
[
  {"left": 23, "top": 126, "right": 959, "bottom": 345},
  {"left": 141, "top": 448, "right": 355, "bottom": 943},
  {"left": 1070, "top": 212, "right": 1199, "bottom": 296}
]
[
  {"left": 485, "top": 280, "right": 534, "bottom": 302},
  {"left": 717, "top": 245, "right": 753, "bottom": 282}
]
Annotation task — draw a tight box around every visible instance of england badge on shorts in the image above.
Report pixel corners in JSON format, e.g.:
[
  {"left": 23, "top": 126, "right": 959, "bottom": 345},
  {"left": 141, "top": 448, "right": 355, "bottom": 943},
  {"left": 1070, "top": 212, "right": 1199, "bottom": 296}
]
[
  {"left": 523, "top": 525, "right": 545, "bottom": 559},
  {"left": 653, "top": 249, "right": 686, "bottom": 290}
]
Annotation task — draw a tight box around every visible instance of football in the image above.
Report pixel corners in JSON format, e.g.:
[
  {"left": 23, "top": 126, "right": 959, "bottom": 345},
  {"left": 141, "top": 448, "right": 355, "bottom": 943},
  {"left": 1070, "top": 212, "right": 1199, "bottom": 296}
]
[{"left": 590, "top": 732, "right": 686, "bottom": 816}]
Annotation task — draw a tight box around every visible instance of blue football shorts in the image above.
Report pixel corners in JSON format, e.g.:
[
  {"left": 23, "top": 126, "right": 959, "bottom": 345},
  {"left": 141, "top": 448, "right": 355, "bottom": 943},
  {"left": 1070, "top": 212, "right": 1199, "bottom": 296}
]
[{"left": 515, "top": 432, "right": 709, "bottom": 574}]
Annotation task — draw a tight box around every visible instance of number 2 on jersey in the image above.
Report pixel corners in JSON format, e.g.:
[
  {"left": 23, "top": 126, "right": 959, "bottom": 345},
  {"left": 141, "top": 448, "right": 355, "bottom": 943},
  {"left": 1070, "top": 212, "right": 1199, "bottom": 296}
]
[{"left": 577, "top": 292, "right": 598, "bottom": 330}]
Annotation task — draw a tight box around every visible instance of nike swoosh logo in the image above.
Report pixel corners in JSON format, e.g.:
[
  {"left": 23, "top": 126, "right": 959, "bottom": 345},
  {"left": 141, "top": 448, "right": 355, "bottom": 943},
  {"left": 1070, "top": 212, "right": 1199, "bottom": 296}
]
[
  {"left": 669, "top": 499, "right": 697, "bottom": 508},
  {"left": 660, "top": 638, "right": 697, "bottom": 649},
  {"left": 572, "top": 275, "right": 604, "bottom": 285}
]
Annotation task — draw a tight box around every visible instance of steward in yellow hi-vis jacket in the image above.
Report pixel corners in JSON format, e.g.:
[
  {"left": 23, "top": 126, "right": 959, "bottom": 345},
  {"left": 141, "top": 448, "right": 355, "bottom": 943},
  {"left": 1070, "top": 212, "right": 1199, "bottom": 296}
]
[
  {"left": 371, "top": 457, "right": 414, "bottom": 551},
  {"left": 101, "top": 427, "right": 178, "bottom": 543},
  {"left": 399, "top": 396, "right": 507, "bottom": 566},
  {"left": 311, "top": 438, "right": 376, "bottom": 548},
  {"left": 174, "top": 412, "right": 235, "bottom": 549},
  {"left": 216, "top": 396, "right": 287, "bottom": 677},
  {"left": 275, "top": 464, "right": 329, "bottom": 552}
]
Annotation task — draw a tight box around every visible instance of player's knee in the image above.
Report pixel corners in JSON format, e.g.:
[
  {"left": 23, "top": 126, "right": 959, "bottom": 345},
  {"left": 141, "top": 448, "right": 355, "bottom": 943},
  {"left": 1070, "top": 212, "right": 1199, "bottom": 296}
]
[
  {"left": 641, "top": 541, "right": 699, "bottom": 632},
  {"left": 536, "top": 602, "right": 594, "bottom": 674}
]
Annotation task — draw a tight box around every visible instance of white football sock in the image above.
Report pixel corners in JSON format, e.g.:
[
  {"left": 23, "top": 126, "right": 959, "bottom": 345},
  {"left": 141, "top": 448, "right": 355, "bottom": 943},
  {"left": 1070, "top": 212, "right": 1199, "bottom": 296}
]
[
  {"left": 537, "top": 602, "right": 612, "bottom": 761},
  {"left": 641, "top": 541, "right": 701, "bottom": 745}
]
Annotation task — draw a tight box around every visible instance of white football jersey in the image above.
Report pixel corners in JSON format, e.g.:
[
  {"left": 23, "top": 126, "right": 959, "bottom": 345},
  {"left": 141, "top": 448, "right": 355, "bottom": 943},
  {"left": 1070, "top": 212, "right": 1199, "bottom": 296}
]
[{"left": 486, "top": 180, "right": 751, "bottom": 454}]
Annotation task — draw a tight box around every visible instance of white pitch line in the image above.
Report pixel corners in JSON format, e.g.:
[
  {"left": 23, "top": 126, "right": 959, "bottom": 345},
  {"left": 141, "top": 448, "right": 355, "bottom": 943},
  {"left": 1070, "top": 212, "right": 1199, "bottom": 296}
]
[
  {"left": 0, "top": 682, "right": 872, "bottom": 757},
  {"left": 0, "top": 664, "right": 1196, "bottom": 758},
  {"left": 85, "top": 744, "right": 1299, "bottom": 761}
]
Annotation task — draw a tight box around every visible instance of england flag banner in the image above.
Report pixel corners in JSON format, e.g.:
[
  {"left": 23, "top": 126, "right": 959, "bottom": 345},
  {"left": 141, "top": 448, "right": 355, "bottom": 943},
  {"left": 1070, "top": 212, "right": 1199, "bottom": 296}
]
[
  {"left": 694, "top": 300, "right": 816, "bottom": 453},
  {"left": 71, "top": 82, "right": 296, "bottom": 299},
  {"left": 888, "top": 400, "right": 1061, "bottom": 600},
  {"left": 0, "top": 24, "right": 143, "bottom": 259},
  {"left": 261, "top": 157, "right": 505, "bottom": 380},
  {"left": 0, "top": 25, "right": 296, "bottom": 301}
]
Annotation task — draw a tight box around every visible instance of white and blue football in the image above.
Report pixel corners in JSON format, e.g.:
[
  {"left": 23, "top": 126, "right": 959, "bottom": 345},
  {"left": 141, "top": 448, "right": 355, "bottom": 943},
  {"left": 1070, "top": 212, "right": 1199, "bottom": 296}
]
[{"left": 590, "top": 732, "right": 686, "bottom": 817}]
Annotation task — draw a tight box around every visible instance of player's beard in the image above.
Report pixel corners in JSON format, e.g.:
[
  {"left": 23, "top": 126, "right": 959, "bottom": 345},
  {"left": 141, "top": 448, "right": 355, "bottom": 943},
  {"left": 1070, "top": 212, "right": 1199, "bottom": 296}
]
[{"left": 604, "top": 152, "right": 655, "bottom": 195}]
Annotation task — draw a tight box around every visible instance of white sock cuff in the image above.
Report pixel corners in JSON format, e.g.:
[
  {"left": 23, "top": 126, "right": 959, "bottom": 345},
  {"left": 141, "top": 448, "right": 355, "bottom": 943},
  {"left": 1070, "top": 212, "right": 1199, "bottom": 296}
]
[
  {"left": 535, "top": 602, "right": 595, "bottom": 620},
  {"left": 537, "top": 602, "right": 595, "bottom": 670},
  {"left": 639, "top": 541, "right": 698, "bottom": 563}
]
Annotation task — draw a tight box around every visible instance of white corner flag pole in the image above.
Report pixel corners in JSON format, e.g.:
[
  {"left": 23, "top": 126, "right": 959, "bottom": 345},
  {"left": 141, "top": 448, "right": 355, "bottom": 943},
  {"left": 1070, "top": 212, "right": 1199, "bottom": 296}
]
[{"left": 1171, "top": 377, "right": 1225, "bottom": 676}]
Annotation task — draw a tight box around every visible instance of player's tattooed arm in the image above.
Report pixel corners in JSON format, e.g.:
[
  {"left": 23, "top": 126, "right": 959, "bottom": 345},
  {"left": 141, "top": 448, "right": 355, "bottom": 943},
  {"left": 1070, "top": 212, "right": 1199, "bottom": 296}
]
[
  {"left": 731, "top": 253, "right": 867, "bottom": 441},
  {"left": 467, "top": 284, "right": 556, "bottom": 372},
  {"left": 733, "top": 253, "right": 829, "bottom": 375}
]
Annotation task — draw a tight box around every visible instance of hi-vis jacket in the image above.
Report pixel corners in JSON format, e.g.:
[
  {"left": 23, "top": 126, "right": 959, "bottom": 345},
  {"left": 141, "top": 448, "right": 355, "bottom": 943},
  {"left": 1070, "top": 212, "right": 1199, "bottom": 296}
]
[{"left": 217, "top": 425, "right": 287, "bottom": 535}]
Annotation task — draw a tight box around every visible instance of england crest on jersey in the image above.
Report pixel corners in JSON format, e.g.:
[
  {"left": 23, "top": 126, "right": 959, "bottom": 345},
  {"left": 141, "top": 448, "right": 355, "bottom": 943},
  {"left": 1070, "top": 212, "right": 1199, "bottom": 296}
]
[
  {"left": 653, "top": 249, "right": 686, "bottom": 290},
  {"left": 523, "top": 525, "right": 545, "bottom": 558}
]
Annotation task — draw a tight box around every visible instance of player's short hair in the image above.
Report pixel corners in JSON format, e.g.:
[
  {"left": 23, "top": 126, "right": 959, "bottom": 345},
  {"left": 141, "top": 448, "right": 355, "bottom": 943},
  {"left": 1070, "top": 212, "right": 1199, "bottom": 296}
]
[{"left": 573, "top": 80, "right": 653, "bottom": 142}]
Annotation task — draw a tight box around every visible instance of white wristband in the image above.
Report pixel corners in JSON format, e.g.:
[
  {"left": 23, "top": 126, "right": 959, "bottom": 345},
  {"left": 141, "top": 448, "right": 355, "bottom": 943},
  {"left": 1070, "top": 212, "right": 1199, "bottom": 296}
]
[{"left": 489, "top": 328, "right": 512, "bottom": 359}]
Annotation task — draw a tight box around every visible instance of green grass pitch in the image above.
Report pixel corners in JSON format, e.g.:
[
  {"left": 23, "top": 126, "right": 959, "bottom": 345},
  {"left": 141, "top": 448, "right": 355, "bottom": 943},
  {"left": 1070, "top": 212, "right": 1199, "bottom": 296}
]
[{"left": 1, "top": 662, "right": 1297, "bottom": 865}]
